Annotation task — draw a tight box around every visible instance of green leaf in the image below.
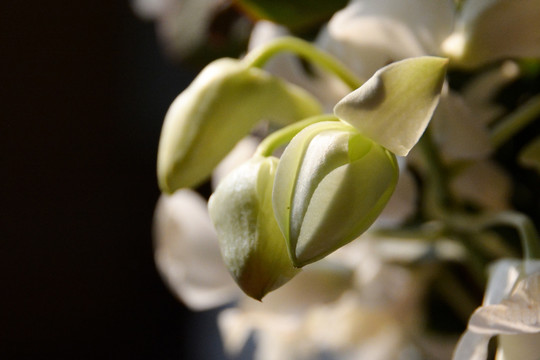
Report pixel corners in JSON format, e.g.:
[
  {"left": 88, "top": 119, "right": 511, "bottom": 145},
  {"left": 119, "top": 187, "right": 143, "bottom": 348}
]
[
  {"left": 234, "top": 0, "right": 348, "bottom": 32},
  {"left": 333, "top": 56, "right": 448, "bottom": 156}
]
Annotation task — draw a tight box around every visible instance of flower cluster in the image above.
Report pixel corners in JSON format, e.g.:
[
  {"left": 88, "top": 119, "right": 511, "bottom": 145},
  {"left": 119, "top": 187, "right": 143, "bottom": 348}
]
[{"left": 139, "top": 0, "right": 540, "bottom": 358}]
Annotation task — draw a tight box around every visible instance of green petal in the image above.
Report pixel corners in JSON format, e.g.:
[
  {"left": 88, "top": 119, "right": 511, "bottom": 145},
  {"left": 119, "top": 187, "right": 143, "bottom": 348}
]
[
  {"left": 333, "top": 56, "right": 448, "bottom": 156},
  {"left": 157, "top": 58, "right": 322, "bottom": 193},
  {"left": 272, "top": 121, "right": 352, "bottom": 260},
  {"left": 273, "top": 121, "right": 398, "bottom": 267},
  {"left": 208, "top": 156, "right": 299, "bottom": 300}
]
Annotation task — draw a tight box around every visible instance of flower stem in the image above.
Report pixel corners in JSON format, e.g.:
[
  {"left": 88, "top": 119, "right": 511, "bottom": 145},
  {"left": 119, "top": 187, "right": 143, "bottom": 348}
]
[
  {"left": 490, "top": 94, "right": 540, "bottom": 148},
  {"left": 416, "top": 128, "right": 453, "bottom": 214},
  {"left": 254, "top": 114, "right": 339, "bottom": 157},
  {"left": 474, "top": 211, "right": 540, "bottom": 260},
  {"left": 243, "top": 37, "right": 363, "bottom": 90}
]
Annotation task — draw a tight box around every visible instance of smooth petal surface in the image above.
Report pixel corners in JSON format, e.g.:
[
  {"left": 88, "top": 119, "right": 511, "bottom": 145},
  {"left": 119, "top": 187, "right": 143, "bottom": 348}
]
[
  {"left": 273, "top": 121, "right": 398, "bottom": 266},
  {"left": 157, "top": 58, "right": 321, "bottom": 192},
  {"left": 453, "top": 259, "right": 540, "bottom": 359},
  {"left": 442, "top": 0, "right": 540, "bottom": 68},
  {"left": 334, "top": 57, "right": 447, "bottom": 156},
  {"left": 153, "top": 190, "right": 239, "bottom": 310},
  {"left": 318, "top": 0, "right": 454, "bottom": 78},
  {"left": 453, "top": 330, "right": 491, "bottom": 360},
  {"left": 209, "top": 157, "right": 299, "bottom": 300}
]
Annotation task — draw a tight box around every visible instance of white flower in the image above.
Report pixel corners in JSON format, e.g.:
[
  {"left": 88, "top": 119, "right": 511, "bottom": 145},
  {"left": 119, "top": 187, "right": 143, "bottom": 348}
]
[
  {"left": 317, "top": 0, "right": 454, "bottom": 79},
  {"left": 320, "top": 0, "right": 540, "bottom": 75},
  {"left": 453, "top": 259, "right": 540, "bottom": 360},
  {"left": 442, "top": 0, "right": 540, "bottom": 68},
  {"left": 153, "top": 189, "right": 240, "bottom": 310},
  {"left": 131, "top": 0, "right": 221, "bottom": 57},
  {"left": 217, "top": 238, "right": 447, "bottom": 360}
]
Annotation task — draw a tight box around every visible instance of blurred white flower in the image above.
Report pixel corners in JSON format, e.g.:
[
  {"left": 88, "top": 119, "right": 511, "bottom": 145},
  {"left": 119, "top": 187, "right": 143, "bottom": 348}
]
[
  {"left": 217, "top": 237, "right": 455, "bottom": 360},
  {"left": 154, "top": 189, "right": 240, "bottom": 310},
  {"left": 320, "top": 0, "right": 540, "bottom": 75},
  {"left": 153, "top": 136, "right": 258, "bottom": 310},
  {"left": 317, "top": 0, "right": 454, "bottom": 79},
  {"left": 442, "top": 0, "right": 540, "bottom": 68},
  {"left": 453, "top": 259, "right": 540, "bottom": 360},
  {"left": 131, "top": 0, "right": 222, "bottom": 57}
]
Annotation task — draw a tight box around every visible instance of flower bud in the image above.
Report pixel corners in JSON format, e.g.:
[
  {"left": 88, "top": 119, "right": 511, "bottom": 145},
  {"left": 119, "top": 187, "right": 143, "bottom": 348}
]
[
  {"left": 273, "top": 121, "right": 398, "bottom": 267},
  {"left": 208, "top": 156, "right": 299, "bottom": 300},
  {"left": 157, "top": 58, "right": 322, "bottom": 193}
]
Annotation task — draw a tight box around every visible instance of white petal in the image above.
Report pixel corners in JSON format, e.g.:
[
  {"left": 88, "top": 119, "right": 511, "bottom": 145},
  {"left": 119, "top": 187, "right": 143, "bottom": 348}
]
[
  {"left": 153, "top": 190, "right": 239, "bottom": 310},
  {"left": 452, "top": 330, "right": 491, "bottom": 360},
  {"left": 334, "top": 56, "right": 447, "bottom": 156},
  {"left": 484, "top": 259, "right": 522, "bottom": 305},
  {"left": 317, "top": 0, "right": 454, "bottom": 78},
  {"left": 155, "top": 0, "right": 220, "bottom": 56},
  {"left": 130, "top": 0, "right": 174, "bottom": 19},
  {"left": 442, "top": 0, "right": 540, "bottom": 68}
]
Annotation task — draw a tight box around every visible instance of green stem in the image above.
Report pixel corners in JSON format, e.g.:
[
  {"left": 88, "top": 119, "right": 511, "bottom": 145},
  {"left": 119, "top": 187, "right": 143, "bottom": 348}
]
[
  {"left": 490, "top": 94, "right": 540, "bottom": 148},
  {"left": 416, "top": 128, "right": 453, "bottom": 214},
  {"left": 475, "top": 211, "right": 540, "bottom": 260},
  {"left": 254, "top": 114, "right": 339, "bottom": 157},
  {"left": 243, "top": 37, "right": 363, "bottom": 90}
]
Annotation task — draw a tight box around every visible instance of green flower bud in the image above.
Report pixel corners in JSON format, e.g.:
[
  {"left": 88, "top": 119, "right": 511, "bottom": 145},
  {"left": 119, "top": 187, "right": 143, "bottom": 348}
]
[
  {"left": 273, "top": 121, "right": 398, "bottom": 267},
  {"left": 208, "top": 156, "right": 299, "bottom": 300},
  {"left": 157, "top": 58, "right": 322, "bottom": 193}
]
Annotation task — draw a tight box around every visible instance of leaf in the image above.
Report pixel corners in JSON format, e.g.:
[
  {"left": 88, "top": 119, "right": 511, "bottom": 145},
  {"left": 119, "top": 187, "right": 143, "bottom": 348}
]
[{"left": 234, "top": 0, "right": 349, "bottom": 32}]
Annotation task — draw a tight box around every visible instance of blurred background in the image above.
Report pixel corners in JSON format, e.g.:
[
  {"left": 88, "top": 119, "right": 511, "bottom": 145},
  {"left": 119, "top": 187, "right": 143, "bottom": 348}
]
[{"left": 2, "top": 1, "right": 230, "bottom": 358}]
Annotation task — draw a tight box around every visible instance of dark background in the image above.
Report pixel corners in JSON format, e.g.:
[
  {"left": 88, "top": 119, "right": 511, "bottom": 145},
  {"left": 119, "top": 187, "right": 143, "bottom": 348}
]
[{"left": 2, "top": 1, "right": 229, "bottom": 359}]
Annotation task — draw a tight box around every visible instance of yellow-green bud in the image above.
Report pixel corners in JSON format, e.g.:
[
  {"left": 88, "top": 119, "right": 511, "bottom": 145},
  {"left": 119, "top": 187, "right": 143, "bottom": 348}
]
[
  {"left": 273, "top": 121, "right": 398, "bottom": 267},
  {"left": 157, "top": 58, "right": 322, "bottom": 193},
  {"left": 208, "top": 156, "right": 299, "bottom": 300}
]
